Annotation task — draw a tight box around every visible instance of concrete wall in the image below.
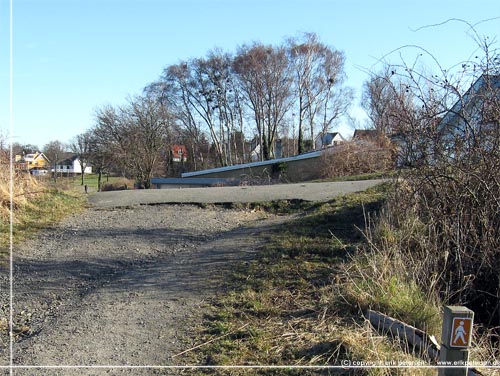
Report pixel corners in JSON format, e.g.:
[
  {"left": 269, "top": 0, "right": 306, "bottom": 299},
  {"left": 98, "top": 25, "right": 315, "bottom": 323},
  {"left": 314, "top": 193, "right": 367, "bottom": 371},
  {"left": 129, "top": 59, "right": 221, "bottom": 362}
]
[{"left": 181, "top": 152, "right": 324, "bottom": 183}]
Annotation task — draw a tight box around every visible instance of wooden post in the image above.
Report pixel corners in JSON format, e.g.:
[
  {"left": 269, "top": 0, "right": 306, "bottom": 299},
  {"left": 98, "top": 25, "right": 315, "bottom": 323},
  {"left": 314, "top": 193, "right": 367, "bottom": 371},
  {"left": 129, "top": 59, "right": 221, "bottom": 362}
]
[{"left": 439, "top": 306, "right": 474, "bottom": 376}]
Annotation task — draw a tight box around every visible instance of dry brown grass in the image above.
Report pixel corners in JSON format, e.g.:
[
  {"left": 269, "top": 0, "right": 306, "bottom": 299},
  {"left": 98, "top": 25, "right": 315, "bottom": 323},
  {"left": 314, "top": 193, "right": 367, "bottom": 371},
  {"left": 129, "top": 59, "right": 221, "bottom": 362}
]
[
  {"left": 320, "top": 141, "right": 394, "bottom": 179},
  {"left": 100, "top": 177, "right": 135, "bottom": 191},
  {"left": 0, "top": 164, "right": 44, "bottom": 224},
  {"left": 0, "top": 159, "right": 87, "bottom": 262}
]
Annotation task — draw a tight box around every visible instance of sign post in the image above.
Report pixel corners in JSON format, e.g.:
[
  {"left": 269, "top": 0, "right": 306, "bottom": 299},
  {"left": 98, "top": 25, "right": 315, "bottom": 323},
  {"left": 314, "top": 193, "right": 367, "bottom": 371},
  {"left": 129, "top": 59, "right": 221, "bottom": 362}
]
[{"left": 439, "top": 306, "right": 474, "bottom": 376}]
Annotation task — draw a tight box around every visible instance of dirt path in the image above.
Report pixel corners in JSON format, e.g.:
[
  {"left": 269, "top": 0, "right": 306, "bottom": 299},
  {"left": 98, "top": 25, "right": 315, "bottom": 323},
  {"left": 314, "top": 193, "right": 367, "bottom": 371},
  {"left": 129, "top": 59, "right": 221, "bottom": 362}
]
[{"left": 0, "top": 204, "right": 293, "bottom": 375}]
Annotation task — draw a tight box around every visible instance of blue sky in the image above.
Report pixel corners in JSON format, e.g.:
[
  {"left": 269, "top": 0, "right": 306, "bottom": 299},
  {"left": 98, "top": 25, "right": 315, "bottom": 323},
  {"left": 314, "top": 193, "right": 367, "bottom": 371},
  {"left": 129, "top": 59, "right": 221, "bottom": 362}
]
[{"left": 1, "top": 0, "right": 499, "bottom": 149}]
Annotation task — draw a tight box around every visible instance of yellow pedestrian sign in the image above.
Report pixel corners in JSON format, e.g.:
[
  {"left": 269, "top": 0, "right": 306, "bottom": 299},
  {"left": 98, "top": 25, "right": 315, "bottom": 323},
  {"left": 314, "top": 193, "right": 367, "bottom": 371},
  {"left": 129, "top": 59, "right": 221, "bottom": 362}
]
[{"left": 450, "top": 317, "right": 473, "bottom": 348}]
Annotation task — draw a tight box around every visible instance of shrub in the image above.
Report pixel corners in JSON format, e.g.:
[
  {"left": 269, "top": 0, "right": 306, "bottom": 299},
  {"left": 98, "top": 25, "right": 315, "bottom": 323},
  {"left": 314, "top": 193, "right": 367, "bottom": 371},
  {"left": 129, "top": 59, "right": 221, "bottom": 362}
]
[
  {"left": 320, "top": 141, "right": 394, "bottom": 178},
  {"left": 100, "top": 178, "right": 134, "bottom": 191},
  {"left": 387, "top": 166, "right": 500, "bottom": 329},
  {"left": 356, "top": 43, "right": 500, "bottom": 334}
]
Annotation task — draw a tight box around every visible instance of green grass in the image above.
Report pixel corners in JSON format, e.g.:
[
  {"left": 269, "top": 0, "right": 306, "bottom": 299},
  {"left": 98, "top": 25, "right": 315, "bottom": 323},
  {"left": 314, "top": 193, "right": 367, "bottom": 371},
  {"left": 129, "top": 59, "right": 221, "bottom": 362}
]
[{"left": 72, "top": 174, "right": 124, "bottom": 190}]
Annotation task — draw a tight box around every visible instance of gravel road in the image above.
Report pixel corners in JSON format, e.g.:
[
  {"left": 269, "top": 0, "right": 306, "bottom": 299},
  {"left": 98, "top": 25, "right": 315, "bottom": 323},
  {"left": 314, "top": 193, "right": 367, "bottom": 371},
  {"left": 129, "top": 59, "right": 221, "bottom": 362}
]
[
  {"left": 0, "top": 203, "right": 292, "bottom": 375},
  {"left": 0, "top": 180, "right": 384, "bottom": 375}
]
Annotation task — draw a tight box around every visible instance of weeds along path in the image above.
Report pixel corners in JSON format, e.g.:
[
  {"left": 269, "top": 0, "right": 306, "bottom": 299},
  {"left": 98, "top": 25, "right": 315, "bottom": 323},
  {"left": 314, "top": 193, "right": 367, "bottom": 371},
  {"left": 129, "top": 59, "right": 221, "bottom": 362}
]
[{"left": 0, "top": 204, "right": 292, "bottom": 375}]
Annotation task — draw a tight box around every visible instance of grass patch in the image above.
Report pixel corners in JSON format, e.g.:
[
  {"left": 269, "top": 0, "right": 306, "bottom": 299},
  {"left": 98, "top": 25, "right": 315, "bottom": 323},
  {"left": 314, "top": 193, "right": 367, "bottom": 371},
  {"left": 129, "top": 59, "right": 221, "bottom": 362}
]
[
  {"left": 72, "top": 174, "right": 125, "bottom": 190},
  {"left": 179, "top": 183, "right": 438, "bottom": 374},
  {"left": 0, "top": 186, "right": 87, "bottom": 259},
  {"left": 338, "top": 250, "right": 442, "bottom": 338}
]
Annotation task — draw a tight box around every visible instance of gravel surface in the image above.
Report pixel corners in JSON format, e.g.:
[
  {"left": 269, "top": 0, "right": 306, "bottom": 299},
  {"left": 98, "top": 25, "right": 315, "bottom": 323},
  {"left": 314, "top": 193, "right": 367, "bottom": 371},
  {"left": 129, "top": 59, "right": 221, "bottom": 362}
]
[{"left": 0, "top": 203, "right": 291, "bottom": 375}]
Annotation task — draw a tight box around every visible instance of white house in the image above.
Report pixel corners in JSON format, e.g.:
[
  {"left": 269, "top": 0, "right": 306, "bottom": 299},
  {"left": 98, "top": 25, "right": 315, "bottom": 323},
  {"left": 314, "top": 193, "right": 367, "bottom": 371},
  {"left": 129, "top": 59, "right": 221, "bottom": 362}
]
[
  {"left": 249, "top": 138, "right": 284, "bottom": 161},
  {"left": 437, "top": 74, "right": 500, "bottom": 146},
  {"left": 55, "top": 154, "right": 92, "bottom": 175},
  {"left": 315, "top": 132, "right": 345, "bottom": 150}
]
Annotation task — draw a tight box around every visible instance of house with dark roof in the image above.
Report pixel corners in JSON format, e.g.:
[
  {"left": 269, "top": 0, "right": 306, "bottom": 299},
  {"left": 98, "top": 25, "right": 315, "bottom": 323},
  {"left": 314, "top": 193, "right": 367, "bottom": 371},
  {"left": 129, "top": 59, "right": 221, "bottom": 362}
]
[
  {"left": 352, "top": 129, "right": 379, "bottom": 142},
  {"left": 55, "top": 153, "right": 92, "bottom": 175}
]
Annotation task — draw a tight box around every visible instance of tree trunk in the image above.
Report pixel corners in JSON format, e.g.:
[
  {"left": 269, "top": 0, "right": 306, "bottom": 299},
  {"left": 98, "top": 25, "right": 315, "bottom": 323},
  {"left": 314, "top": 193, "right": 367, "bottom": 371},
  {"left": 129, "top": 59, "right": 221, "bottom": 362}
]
[
  {"left": 53, "top": 163, "right": 57, "bottom": 183},
  {"left": 97, "top": 170, "right": 102, "bottom": 192},
  {"left": 80, "top": 162, "right": 85, "bottom": 185},
  {"left": 298, "top": 125, "right": 304, "bottom": 154}
]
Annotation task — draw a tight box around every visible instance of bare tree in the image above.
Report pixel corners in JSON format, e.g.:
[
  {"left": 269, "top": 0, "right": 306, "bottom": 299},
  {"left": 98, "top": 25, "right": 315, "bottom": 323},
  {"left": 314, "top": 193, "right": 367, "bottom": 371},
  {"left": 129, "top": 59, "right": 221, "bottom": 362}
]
[
  {"left": 43, "top": 140, "right": 65, "bottom": 183},
  {"left": 146, "top": 34, "right": 352, "bottom": 165},
  {"left": 362, "top": 66, "right": 436, "bottom": 139},
  {"left": 316, "top": 56, "right": 353, "bottom": 141},
  {"left": 11, "top": 143, "right": 39, "bottom": 157},
  {"left": 362, "top": 68, "right": 396, "bottom": 136},
  {"left": 93, "top": 95, "right": 171, "bottom": 189},
  {"left": 148, "top": 60, "right": 228, "bottom": 167},
  {"left": 125, "top": 95, "right": 171, "bottom": 188},
  {"left": 288, "top": 33, "right": 352, "bottom": 153},
  {"left": 0, "top": 131, "right": 9, "bottom": 166},
  {"left": 201, "top": 49, "right": 246, "bottom": 165},
  {"left": 86, "top": 124, "right": 115, "bottom": 192},
  {"left": 70, "top": 132, "right": 92, "bottom": 185},
  {"left": 233, "top": 43, "right": 293, "bottom": 160},
  {"left": 146, "top": 65, "right": 206, "bottom": 170}
]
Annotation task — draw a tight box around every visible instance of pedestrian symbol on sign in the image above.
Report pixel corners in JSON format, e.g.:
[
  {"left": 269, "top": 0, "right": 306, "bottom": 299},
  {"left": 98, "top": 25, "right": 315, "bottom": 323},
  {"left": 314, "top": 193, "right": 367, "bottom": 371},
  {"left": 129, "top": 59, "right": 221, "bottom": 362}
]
[{"left": 450, "top": 317, "right": 472, "bottom": 348}]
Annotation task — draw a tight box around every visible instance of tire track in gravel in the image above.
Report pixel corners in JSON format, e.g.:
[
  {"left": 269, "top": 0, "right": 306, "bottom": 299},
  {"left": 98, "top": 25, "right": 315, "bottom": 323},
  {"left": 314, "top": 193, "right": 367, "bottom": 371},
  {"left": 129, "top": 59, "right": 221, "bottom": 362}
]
[{"left": 0, "top": 204, "right": 294, "bottom": 375}]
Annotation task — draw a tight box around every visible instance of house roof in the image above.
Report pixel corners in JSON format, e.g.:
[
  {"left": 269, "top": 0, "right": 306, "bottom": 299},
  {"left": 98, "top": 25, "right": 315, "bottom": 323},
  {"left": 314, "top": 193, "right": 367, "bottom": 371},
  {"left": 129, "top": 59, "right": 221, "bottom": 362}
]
[
  {"left": 22, "top": 152, "right": 50, "bottom": 163},
  {"left": 171, "top": 145, "right": 187, "bottom": 159},
  {"left": 57, "top": 153, "right": 79, "bottom": 165},
  {"left": 315, "top": 132, "right": 346, "bottom": 147},
  {"left": 24, "top": 153, "right": 36, "bottom": 160},
  {"left": 352, "top": 129, "right": 379, "bottom": 140},
  {"left": 437, "top": 74, "right": 500, "bottom": 134},
  {"left": 315, "top": 132, "right": 340, "bottom": 140}
]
